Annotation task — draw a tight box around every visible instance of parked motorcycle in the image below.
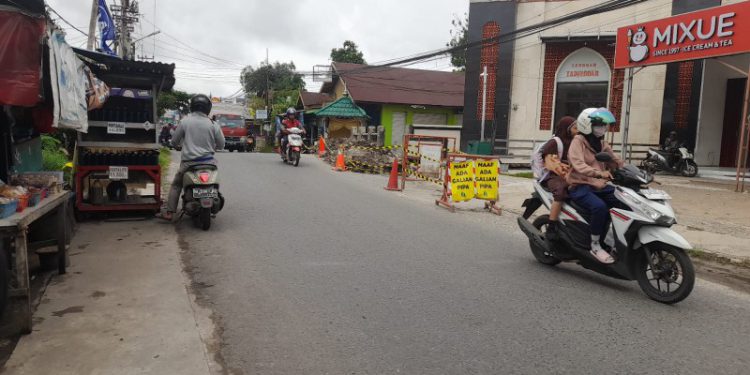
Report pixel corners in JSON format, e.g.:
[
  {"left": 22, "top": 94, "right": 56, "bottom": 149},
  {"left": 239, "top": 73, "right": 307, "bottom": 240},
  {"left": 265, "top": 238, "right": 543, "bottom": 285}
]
[
  {"left": 180, "top": 164, "right": 224, "bottom": 230},
  {"left": 641, "top": 145, "right": 698, "bottom": 177},
  {"left": 517, "top": 153, "right": 695, "bottom": 304},
  {"left": 281, "top": 127, "right": 305, "bottom": 167}
]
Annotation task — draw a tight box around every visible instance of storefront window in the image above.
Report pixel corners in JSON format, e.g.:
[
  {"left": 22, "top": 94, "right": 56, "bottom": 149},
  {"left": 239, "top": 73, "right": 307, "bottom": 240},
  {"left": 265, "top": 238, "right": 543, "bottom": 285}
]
[{"left": 553, "top": 48, "right": 611, "bottom": 125}]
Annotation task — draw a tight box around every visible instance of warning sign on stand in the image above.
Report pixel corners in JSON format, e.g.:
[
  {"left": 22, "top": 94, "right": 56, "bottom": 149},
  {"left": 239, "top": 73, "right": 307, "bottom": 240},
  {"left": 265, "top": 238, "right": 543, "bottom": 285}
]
[
  {"left": 450, "top": 161, "right": 475, "bottom": 202},
  {"left": 475, "top": 160, "right": 499, "bottom": 201}
]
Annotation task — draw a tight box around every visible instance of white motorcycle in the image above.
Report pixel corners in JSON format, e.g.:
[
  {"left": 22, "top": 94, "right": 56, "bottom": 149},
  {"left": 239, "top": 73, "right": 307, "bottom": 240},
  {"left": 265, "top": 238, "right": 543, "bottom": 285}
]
[
  {"left": 517, "top": 153, "right": 695, "bottom": 304},
  {"left": 281, "top": 127, "right": 305, "bottom": 167}
]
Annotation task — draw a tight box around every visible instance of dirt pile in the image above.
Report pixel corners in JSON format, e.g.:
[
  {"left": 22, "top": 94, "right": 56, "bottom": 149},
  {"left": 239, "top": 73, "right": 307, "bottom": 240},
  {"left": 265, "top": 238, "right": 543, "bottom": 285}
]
[{"left": 323, "top": 139, "right": 401, "bottom": 174}]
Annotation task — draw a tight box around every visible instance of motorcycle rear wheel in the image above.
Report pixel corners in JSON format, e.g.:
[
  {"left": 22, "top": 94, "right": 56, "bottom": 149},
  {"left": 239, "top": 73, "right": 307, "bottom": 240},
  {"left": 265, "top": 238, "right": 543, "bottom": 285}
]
[
  {"left": 680, "top": 160, "right": 698, "bottom": 177},
  {"left": 530, "top": 215, "right": 561, "bottom": 266},
  {"left": 199, "top": 208, "right": 211, "bottom": 231},
  {"left": 636, "top": 244, "right": 694, "bottom": 304},
  {"left": 293, "top": 152, "right": 300, "bottom": 167}
]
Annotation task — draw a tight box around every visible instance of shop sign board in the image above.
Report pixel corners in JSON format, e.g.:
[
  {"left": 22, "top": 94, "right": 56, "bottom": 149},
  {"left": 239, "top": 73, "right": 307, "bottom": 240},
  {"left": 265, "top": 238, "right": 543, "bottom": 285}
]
[
  {"left": 255, "top": 109, "right": 268, "bottom": 120},
  {"left": 107, "top": 122, "right": 126, "bottom": 134},
  {"left": 615, "top": 1, "right": 750, "bottom": 69},
  {"left": 108, "top": 166, "right": 128, "bottom": 180},
  {"left": 557, "top": 49, "right": 611, "bottom": 83}
]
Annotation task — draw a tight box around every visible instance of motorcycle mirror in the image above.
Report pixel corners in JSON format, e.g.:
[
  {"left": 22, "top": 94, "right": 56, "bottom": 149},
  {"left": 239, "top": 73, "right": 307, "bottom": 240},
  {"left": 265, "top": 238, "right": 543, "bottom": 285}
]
[{"left": 595, "top": 152, "right": 613, "bottom": 163}]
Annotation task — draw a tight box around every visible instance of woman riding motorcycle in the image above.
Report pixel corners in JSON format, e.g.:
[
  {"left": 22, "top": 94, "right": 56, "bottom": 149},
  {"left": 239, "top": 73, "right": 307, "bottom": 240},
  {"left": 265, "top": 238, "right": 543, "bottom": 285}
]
[{"left": 566, "top": 108, "right": 623, "bottom": 264}]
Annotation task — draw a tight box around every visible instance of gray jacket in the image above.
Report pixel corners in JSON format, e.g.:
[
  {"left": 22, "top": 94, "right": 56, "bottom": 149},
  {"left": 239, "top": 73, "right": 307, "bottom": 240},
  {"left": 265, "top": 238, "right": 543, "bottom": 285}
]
[{"left": 172, "top": 112, "right": 226, "bottom": 161}]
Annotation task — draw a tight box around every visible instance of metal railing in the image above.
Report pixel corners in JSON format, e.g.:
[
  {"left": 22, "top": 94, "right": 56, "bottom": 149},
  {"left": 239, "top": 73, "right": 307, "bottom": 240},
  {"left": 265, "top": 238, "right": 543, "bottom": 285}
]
[{"left": 494, "top": 138, "right": 659, "bottom": 164}]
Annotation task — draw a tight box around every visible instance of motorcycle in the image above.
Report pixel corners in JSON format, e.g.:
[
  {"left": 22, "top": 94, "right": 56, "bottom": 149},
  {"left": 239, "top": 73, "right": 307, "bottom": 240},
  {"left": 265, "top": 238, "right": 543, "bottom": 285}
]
[
  {"left": 641, "top": 144, "right": 698, "bottom": 177},
  {"left": 281, "top": 127, "right": 305, "bottom": 167},
  {"left": 517, "top": 153, "right": 695, "bottom": 304},
  {"left": 180, "top": 164, "right": 224, "bottom": 230}
]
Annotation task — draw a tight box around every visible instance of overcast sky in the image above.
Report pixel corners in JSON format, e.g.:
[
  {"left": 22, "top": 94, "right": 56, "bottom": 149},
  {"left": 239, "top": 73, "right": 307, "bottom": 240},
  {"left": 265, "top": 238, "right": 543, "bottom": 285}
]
[{"left": 47, "top": 0, "right": 469, "bottom": 97}]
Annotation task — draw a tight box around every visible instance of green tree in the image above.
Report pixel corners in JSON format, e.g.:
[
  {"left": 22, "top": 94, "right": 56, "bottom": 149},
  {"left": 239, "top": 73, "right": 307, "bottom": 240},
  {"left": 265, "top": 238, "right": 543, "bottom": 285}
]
[
  {"left": 330, "top": 40, "right": 366, "bottom": 64},
  {"left": 240, "top": 61, "right": 305, "bottom": 100},
  {"left": 446, "top": 13, "right": 468, "bottom": 71},
  {"left": 157, "top": 90, "right": 192, "bottom": 117}
]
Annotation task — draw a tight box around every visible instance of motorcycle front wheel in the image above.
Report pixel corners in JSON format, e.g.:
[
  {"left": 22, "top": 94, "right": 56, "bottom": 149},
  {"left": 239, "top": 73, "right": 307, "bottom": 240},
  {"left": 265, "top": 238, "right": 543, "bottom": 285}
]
[
  {"left": 680, "top": 160, "right": 698, "bottom": 177},
  {"left": 636, "top": 244, "right": 695, "bottom": 304}
]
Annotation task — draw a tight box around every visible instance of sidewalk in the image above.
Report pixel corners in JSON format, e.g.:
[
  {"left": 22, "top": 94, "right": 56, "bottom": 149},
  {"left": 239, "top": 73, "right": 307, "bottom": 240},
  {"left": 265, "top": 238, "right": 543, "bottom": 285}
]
[{"left": 2, "top": 162, "right": 220, "bottom": 374}]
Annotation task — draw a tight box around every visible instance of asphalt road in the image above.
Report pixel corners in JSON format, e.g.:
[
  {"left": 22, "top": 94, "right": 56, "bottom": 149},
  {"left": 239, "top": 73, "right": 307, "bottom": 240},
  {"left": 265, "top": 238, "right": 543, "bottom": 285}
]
[{"left": 180, "top": 152, "right": 750, "bottom": 375}]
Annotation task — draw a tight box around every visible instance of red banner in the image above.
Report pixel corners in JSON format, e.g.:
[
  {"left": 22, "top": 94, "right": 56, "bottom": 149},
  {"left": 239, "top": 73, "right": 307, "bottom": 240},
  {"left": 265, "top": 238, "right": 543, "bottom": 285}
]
[
  {"left": 0, "top": 11, "right": 45, "bottom": 106},
  {"left": 614, "top": 2, "right": 750, "bottom": 69}
]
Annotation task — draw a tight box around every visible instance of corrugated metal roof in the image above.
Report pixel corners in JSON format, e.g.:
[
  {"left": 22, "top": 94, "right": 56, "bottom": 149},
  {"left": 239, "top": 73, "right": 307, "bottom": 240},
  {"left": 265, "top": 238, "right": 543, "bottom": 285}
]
[
  {"left": 300, "top": 91, "right": 331, "bottom": 108},
  {"left": 315, "top": 95, "right": 368, "bottom": 118},
  {"left": 73, "top": 48, "right": 176, "bottom": 91},
  {"left": 332, "top": 62, "right": 465, "bottom": 108}
]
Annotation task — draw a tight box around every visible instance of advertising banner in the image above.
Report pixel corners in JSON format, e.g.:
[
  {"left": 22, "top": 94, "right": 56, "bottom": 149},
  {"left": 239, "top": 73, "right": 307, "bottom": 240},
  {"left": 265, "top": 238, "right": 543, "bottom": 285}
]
[{"left": 614, "top": 2, "right": 750, "bottom": 69}]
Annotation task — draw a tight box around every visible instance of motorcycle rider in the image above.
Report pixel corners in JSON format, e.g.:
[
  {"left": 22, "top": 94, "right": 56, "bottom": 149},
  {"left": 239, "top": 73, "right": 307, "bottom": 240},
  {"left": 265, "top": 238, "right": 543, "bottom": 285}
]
[
  {"left": 537, "top": 116, "right": 577, "bottom": 241},
  {"left": 566, "top": 108, "right": 623, "bottom": 264},
  {"left": 157, "top": 94, "right": 225, "bottom": 221},
  {"left": 662, "top": 130, "right": 681, "bottom": 165},
  {"left": 279, "top": 107, "right": 304, "bottom": 157}
]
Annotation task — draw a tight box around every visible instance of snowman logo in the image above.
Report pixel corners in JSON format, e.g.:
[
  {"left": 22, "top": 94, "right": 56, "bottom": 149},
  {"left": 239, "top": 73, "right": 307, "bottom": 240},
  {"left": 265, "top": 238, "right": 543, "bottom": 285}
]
[{"left": 628, "top": 27, "right": 649, "bottom": 63}]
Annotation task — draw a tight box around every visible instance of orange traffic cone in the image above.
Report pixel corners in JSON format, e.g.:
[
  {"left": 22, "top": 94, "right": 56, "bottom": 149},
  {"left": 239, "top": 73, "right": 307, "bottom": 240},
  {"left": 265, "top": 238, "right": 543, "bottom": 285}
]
[
  {"left": 318, "top": 136, "right": 327, "bottom": 158},
  {"left": 333, "top": 149, "right": 347, "bottom": 171},
  {"left": 385, "top": 158, "right": 402, "bottom": 191}
]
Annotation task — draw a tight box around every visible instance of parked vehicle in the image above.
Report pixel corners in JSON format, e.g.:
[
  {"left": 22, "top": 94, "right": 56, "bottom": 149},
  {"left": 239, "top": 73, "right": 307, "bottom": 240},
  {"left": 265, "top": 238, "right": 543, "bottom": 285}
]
[
  {"left": 641, "top": 145, "right": 699, "bottom": 177},
  {"left": 214, "top": 114, "right": 251, "bottom": 152},
  {"left": 180, "top": 164, "right": 224, "bottom": 230},
  {"left": 281, "top": 127, "right": 305, "bottom": 167},
  {"left": 517, "top": 153, "right": 695, "bottom": 304}
]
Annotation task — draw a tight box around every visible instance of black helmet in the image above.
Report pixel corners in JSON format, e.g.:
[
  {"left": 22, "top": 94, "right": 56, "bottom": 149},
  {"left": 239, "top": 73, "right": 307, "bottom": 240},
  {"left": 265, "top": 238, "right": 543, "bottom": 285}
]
[{"left": 190, "top": 94, "right": 212, "bottom": 115}]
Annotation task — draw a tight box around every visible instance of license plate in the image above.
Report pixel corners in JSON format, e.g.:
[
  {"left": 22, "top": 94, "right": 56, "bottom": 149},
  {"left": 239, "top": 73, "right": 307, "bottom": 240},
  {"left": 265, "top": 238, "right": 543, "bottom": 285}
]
[
  {"left": 108, "top": 166, "right": 128, "bottom": 180},
  {"left": 193, "top": 188, "right": 217, "bottom": 199},
  {"left": 107, "top": 122, "right": 126, "bottom": 135}
]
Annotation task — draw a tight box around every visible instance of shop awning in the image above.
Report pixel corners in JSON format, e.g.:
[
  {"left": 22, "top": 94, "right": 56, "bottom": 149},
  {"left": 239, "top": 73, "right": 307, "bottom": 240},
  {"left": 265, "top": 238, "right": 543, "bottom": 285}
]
[
  {"left": 0, "top": 0, "right": 45, "bottom": 15},
  {"left": 73, "top": 48, "right": 176, "bottom": 92}
]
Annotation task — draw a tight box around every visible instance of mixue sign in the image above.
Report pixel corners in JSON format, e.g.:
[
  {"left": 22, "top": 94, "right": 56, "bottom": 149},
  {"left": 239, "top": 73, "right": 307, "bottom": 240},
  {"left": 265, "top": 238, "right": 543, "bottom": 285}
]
[{"left": 615, "top": 2, "right": 750, "bottom": 69}]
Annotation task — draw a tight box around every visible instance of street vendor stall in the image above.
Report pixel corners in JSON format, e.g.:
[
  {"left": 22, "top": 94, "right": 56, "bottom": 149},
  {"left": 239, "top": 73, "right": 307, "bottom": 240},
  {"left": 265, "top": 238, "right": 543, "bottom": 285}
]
[
  {"left": 72, "top": 48, "right": 175, "bottom": 217},
  {"left": 0, "top": 0, "right": 77, "bottom": 333}
]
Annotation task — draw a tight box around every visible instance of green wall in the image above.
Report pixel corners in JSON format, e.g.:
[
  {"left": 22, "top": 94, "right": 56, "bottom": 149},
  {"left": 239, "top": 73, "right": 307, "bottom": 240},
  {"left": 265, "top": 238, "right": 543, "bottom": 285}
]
[{"left": 380, "top": 104, "right": 461, "bottom": 145}]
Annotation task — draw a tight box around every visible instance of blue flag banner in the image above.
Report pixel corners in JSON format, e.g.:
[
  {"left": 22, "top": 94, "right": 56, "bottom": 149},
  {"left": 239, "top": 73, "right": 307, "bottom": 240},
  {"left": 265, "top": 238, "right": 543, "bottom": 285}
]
[{"left": 97, "top": 0, "right": 116, "bottom": 55}]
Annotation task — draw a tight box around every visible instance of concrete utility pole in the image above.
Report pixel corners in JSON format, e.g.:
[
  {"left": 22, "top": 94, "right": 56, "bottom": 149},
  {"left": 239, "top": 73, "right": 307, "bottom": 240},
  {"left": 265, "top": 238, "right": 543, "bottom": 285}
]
[
  {"left": 621, "top": 67, "right": 634, "bottom": 161},
  {"left": 480, "top": 65, "right": 488, "bottom": 142},
  {"left": 87, "top": 0, "right": 97, "bottom": 50}
]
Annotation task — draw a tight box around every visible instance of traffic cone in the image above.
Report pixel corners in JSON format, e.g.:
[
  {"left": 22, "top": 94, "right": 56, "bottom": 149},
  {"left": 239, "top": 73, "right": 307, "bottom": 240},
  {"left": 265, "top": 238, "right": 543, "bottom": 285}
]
[
  {"left": 333, "top": 149, "right": 347, "bottom": 171},
  {"left": 318, "top": 136, "right": 327, "bottom": 158},
  {"left": 384, "top": 158, "right": 402, "bottom": 191}
]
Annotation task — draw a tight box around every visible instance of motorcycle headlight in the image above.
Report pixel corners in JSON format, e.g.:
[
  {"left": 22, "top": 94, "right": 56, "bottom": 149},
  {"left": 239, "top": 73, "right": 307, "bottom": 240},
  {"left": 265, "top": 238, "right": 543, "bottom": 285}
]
[{"left": 617, "top": 189, "right": 664, "bottom": 222}]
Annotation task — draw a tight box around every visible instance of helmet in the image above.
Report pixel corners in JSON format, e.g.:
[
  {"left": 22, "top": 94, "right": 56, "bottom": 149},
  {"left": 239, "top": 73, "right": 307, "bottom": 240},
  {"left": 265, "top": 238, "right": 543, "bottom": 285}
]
[
  {"left": 190, "top": 94, "right": 212, "bottom": 115},
  {"left": 286, "top": 107, "right": 297, "bottom": 116},
  {"left": 576, "top": 107, "right": 616, "bottom": 135}
]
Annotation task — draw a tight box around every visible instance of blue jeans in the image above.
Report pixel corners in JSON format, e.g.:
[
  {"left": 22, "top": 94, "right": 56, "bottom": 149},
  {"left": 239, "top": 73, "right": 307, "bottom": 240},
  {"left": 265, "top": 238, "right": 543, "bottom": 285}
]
[{"left": 568, "top": 185, "right": 618, "bottom": 236}]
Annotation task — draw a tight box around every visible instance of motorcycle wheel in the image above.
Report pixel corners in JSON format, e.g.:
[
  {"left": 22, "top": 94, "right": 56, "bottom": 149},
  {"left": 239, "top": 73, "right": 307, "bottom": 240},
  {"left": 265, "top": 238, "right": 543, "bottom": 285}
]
[
  {"left": 530, "top": 215, "right": 561, "bottom": 266},
  {"left": 636, "top": 244, "right": 695, "bottom": 304},
  {"left": 680, "top": 160, "right": 698, "bottom": 177},
  {"left": 199, "top": 208, "right": 211, "bottom": 231},
  {"left": 293, "top": 152, "right": 300, "bottom": 167}
]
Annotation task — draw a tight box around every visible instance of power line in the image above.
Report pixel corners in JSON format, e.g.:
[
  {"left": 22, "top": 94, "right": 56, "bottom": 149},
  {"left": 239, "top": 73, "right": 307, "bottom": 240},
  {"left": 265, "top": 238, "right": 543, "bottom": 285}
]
[{"left": 46, "top": 5, "right": 88, "bottom": 37}]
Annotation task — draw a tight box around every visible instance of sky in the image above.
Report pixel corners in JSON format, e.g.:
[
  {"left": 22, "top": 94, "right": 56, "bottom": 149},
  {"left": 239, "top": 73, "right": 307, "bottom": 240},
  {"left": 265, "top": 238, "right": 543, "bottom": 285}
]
[{"left": 47, "top": 0, "right": 469, "bottom": 97}]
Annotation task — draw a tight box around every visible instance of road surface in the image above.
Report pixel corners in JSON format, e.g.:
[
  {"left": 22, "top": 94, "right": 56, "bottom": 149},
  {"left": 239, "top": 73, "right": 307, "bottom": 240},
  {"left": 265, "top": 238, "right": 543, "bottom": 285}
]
[{"left": 179, "top": 152, "right": 750, "bottom": 375}]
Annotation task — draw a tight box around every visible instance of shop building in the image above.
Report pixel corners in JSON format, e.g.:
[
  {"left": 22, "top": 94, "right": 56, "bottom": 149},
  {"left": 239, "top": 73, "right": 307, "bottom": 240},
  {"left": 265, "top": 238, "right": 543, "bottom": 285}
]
[{"left": 464, "top": 0, "right": 749, "bottom": 168}]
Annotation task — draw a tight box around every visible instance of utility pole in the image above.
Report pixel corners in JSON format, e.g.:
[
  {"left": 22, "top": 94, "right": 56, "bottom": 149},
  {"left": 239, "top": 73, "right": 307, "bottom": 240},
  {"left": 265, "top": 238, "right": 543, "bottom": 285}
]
[
  {"left": 112, "top": 0, "right": 139, "bottom": 59},
  {"left": 621, "top": 67, "right": 634, "bottom": 161},
  {"left": 87, "top": 0, "right": 97, "bottom": 50},
  {"left": 480, "top": 65, "right": 488, "bottom": 142}
]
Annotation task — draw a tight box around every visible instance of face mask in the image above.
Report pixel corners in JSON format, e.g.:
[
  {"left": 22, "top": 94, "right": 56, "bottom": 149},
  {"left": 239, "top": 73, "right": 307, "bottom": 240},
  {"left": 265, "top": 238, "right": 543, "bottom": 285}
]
[{"left": 593, "top": 125, "right": 608, "bottom": 138}]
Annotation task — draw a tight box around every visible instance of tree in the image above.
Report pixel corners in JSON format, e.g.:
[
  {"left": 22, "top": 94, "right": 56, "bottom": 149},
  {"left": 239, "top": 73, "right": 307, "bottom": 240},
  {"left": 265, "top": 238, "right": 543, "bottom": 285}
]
[
  {"left": 446, "top": 13, "right": 468, "bottom": 71},
  {"left": 157, "top": 90, "right": 192, "bottom": 117},
  {"left": 330, "top": 40, "right": 366, "bottom": 64},
  {"left": 240, "top": 61, "right": 305, "bottom": 99}
]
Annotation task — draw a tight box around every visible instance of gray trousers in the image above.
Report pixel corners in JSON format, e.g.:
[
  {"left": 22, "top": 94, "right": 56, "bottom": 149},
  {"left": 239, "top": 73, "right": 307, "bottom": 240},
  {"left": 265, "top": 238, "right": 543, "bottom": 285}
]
[{"left": 167, "top": 160, "right": 217, "bottom": 213}]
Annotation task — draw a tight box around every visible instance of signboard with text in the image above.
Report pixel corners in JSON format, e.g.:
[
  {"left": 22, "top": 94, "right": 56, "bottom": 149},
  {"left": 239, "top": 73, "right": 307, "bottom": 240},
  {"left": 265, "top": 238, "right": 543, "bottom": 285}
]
[
  {"left": 450, "top": 161, "right": 476, "bottom": 202},
  {"left": 614, "top": 1, "right": 750, "bottom": 69}
]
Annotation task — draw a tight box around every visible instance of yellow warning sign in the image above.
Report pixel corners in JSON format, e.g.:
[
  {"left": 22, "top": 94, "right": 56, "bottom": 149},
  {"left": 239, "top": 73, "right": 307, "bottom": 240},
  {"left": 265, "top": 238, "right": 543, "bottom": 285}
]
[
  {"left": 475, "top": 160, "right": 499, "bottom": 201},
  {"left": 450, "top": 161, "right": 475, "bottom": 202}
]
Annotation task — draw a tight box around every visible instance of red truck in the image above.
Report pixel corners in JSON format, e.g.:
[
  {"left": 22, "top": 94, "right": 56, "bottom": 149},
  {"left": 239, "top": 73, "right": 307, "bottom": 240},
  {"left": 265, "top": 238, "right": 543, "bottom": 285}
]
[{"left": 213, "top": 113, "right": 253, "bottom": 152}]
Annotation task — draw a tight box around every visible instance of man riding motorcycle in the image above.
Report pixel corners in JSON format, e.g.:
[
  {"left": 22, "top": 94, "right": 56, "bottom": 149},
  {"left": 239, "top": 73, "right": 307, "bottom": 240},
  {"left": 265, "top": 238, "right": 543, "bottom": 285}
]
[
  {"left": 157, "top": 94, "right": 225, "bottom": 221},
  {"left": 279, "top": 107, "right": 304, "bottom": 157}
]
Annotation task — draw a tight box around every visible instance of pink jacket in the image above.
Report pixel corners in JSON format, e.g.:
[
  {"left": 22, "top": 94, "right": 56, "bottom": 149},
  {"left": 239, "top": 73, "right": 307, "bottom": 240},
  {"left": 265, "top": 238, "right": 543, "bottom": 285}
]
[{"left": 565, "top": 135, "right": 622, "bottom": 188}]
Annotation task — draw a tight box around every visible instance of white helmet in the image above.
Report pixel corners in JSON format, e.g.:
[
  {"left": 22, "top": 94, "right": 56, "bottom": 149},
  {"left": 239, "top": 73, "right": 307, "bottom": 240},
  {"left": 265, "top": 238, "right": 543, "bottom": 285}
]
[{"left": 576, "top": 108, "right": 599, "bottom": 135}]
